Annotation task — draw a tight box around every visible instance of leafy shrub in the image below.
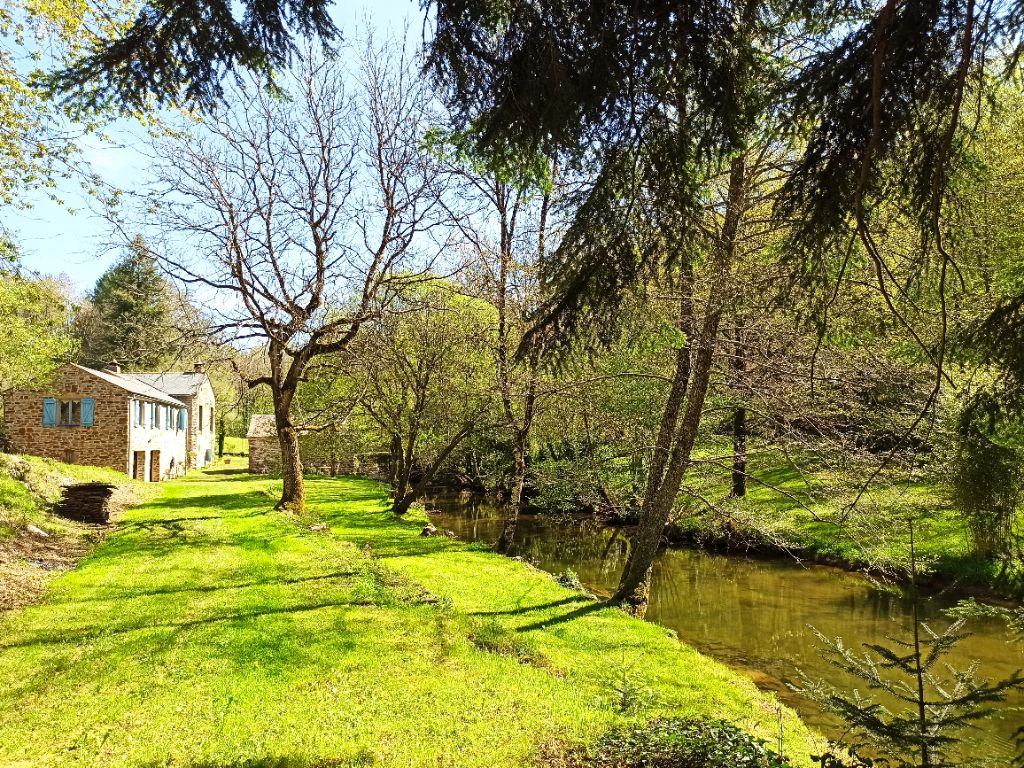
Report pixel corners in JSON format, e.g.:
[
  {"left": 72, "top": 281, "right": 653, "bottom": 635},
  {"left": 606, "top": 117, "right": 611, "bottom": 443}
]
[{"left": 566, "top": 717, "right": 792, "bottom": 768}]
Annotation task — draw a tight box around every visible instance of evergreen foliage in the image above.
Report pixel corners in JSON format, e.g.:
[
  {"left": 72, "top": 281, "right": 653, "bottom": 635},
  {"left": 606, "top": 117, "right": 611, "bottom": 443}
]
[
  {"left": 77, "top": 235, "right": 176, "bottom": 370},
  {"left": 48, "top": 0, "right": 338, "bottom": 111},
  {"left": 801, "top": 527, "right": 1024, "bottom": 767}
]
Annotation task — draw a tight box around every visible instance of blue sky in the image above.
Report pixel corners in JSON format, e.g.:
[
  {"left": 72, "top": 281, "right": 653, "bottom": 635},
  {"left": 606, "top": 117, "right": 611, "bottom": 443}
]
[{"left": 4, "top": 0, "right": 423, "bottom": 296}]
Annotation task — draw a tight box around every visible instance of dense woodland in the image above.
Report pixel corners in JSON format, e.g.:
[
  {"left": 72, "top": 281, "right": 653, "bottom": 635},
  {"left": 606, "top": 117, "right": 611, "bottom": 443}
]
[{"left": 3, "top": 1, "right": 1024, "bottom": 766}]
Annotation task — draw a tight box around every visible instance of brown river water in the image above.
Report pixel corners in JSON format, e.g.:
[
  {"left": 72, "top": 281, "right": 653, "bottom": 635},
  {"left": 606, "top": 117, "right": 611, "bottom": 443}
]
[{"left": 424, "top": 491, "right": 1024, "bottom": 765}]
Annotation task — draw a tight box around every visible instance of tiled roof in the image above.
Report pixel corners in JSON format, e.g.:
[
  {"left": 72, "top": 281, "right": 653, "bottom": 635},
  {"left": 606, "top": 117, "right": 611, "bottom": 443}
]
[
  {"left": 129, "top": 372, "right": 208, "bottom": 397},
  {"left": 246, "top": 414, "right": 278, "bottom": 439},
  {"left": 74, "top": 365, "right": 185, "bottom": 406}
]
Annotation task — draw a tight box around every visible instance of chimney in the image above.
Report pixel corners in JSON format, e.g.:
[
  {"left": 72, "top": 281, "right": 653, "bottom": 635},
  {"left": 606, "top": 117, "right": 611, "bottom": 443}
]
[
  {"left": 193, "top": 361, "right": 205, "bottom": 374},
  {"left": 105, "top": 360, "right": 122, "bottom": 374}
]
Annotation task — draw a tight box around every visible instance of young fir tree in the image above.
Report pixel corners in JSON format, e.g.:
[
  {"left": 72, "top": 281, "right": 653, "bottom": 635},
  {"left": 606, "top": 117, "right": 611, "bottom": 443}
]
[
  {"left": 78, "top": 235, "right": 176, "bottom": 370},
  {"left": 801, "top": 524, "right": 1023, "bottom": 768}
]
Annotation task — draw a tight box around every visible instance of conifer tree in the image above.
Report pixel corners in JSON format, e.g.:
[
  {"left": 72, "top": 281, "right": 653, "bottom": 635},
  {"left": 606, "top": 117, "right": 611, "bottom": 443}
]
[
  {"left": 801, "top": 524, "right": 1024, "bottom": 768},
  {"left": 77, "top": 235, "right": 176, "bottom": 370}
]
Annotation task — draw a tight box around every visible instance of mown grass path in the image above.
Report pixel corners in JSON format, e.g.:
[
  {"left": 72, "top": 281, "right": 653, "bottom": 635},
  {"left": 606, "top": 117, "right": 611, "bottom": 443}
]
[{"left": 0, "top": 470, "right": 820, "bottom": 768}]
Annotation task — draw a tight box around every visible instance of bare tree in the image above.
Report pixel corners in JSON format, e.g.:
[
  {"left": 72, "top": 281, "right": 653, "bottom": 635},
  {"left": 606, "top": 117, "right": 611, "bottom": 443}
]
[
  {"left": 447, "top": 159, "right": 555, "bottom": 552},
  {"left": 146, "top": 38, "right": 447, "bottom": 510}
]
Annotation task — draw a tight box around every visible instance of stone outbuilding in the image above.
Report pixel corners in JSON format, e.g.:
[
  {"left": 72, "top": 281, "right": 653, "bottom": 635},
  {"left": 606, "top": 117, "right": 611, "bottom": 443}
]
[
  {"left": 246, "top": 414, "right": 280, "bottom": 474},
  {"left": 245, "top": 414, "right": 387, "bottom": 478},
  {"left": 3, "top": 362, "right": 216, "bottom": 482}
]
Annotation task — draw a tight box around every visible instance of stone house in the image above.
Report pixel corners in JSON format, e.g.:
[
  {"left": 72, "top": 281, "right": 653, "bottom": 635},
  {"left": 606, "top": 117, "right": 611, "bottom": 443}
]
[{"left": 3, "top": 362, "right": 217, "bottom": 482}]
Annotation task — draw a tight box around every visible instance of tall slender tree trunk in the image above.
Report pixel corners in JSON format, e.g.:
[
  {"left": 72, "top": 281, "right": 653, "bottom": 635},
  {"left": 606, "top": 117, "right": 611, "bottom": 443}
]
[
  {"left": 613, "top": 154, "right": 747, "bottom": 615},
  {"left": 731, "top": 326, "right": 747, "bottom": 497},
  {"left": 497, "top": 428, "right": 530, "bottom": 553},
  {"left": 393, "top": 424, "right": 474, "bottom": 515}
]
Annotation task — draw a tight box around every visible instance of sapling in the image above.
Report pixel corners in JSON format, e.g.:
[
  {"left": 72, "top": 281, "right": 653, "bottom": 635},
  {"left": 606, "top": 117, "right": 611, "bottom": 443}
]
[{"left": 798, "top": 522, "right": 1023, "bottom": 767}]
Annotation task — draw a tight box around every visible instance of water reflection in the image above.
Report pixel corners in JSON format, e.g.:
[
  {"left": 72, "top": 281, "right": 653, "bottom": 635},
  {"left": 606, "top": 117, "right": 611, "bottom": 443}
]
[{"left": 425, "top": 491, "right": 1024, "bottom": 762}]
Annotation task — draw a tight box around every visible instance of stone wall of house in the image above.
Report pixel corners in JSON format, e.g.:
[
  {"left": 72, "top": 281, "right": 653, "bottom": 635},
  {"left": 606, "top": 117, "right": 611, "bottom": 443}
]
[
  {"left": 4, "top": 367, "right": 132, "bottom": 473},
  {"left": 248, "top": 436, "right": 280, "bottom": 474},
  {"left": 245, "top": 434, "right": 357, "bottom": 475}
]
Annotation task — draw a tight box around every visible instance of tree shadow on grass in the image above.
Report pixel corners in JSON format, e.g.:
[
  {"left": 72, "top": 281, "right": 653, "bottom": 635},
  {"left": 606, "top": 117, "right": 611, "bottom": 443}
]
[
  {"left": 0, "top": 594, "right": 362, "bottom": 650},
  {"left": 513, "top": 600, "right": 610, "bottom": 633},
  {"left": 49, "top": 569, "right": 359, "bottom": 605},
  {"left": 138, "top": 756, "right": 367, "bottom": 768}
]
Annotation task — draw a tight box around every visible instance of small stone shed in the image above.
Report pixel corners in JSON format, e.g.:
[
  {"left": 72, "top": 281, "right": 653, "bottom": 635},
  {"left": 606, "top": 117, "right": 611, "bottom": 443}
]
[
  {"left": 246, "top": 414, "right": 389, "bottom": 478},
  {"left": 246, "top": 415, "right": 281, "bottom": 474}
]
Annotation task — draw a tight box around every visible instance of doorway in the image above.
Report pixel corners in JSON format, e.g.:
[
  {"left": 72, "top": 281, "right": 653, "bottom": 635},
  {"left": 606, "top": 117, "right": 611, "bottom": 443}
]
[{"left": 149, "top": 450, "right": 161, "bottom": 482}]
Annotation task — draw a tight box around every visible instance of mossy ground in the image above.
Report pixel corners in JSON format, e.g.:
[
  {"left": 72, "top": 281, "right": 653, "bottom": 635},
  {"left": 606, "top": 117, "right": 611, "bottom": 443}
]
[{"left": 0, "top": 468, "right": 821, "bottom": 768}]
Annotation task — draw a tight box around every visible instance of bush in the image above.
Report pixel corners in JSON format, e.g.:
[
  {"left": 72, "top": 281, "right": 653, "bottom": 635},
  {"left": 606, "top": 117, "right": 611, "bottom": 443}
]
[{"left": 566, "top": 717, "right": 791, "bottom": 768}]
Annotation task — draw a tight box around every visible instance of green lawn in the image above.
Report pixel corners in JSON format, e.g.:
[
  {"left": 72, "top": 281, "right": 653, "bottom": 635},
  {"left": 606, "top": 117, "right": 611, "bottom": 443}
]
[
  {"left": 220, "top": 436, "right": 249, "bottom": 456},
  {"left": 0, "top": 469, "right": 820, "bottom": 768}
]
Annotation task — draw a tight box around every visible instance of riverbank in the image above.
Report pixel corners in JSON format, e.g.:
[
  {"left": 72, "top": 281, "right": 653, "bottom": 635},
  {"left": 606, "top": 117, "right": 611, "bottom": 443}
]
[
  {"left": 0, "top": 469, "right": 821, "bottom": 767},
  {"left": 676, "top": 446, "right": 1023, "bottom": 598},
  {"left": 546, "top": 440, "right": 1022, "bottom": 599}
]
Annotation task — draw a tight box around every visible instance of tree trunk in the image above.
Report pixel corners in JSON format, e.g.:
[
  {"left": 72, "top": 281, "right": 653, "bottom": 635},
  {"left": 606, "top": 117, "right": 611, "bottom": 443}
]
[
  {"left": 497, "top": 431, "right": 529, "bottom": 553},
  {"left": 613, "top": 153, "right": 747, "bottom": 615},
  {"left": 276, "top": 413, "right": 305, "bottom": 512},
  {"left": 731, "top": 405, "right": 747, "bottom": 497},
  {"left": 731, "top": 327, "right": 747, "bottom": 498},
  {"left": 392, "top": 424, "right": 475, "bottom": 515}
]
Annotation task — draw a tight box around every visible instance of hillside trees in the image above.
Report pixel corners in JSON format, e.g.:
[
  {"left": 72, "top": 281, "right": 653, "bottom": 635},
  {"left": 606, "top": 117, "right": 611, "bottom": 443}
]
[
  {"left": 438, "top": 140, "right": 557, "bottom": 549},
  {"left": 0, "top": 252, "right": 76, "bottom": 397},
  {"left": 145, "top": 40, "right": 448, "bottom": 511}
]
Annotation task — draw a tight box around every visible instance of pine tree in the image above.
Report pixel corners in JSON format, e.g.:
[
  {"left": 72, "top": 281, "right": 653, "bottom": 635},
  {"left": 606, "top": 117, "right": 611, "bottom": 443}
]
[
  {"left": 78, "top": 235, "right": 176, "bottom": 370},
  {"left": 800, "top": 524, "right": 1024, "bottom": 767}
]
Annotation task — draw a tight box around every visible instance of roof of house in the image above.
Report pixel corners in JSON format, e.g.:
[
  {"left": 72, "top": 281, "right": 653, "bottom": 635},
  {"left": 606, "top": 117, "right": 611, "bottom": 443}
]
[
  {"left": 128, "top": 372, "right": 209, "bottom": 397},
  {"left": 246, "top": 414, "right": 278, "bottom": 439},
  {"left": 74, "top": 364, "right": 185, "bottom": 406}
]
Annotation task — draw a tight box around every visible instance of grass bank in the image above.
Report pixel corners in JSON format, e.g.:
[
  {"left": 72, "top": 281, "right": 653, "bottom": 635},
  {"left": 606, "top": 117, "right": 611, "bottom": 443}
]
[
  {"left": 673, "top": 441, "right": 1021, "bottom": 597},
  {"left": 0, "top": 453, "right": 143, "bottom": 611},
  {"left": 0, "top": 469, "right": 821, "bottom": 768}
]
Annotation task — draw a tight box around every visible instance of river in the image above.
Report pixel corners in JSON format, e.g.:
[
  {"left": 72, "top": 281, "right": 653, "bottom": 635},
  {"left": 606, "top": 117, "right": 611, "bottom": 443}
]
[{"left": 424, "top": 491, "right": 1024, "bottom": 764}]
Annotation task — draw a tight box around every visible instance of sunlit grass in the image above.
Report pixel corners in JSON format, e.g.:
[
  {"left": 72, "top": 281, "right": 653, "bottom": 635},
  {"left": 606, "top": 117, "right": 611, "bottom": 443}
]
[
  {"left": 680, "top": 440, "right": 1020, "bottom": 591},
  {"left": 0, "top": 470, "right": 821, "bottom": 767}
]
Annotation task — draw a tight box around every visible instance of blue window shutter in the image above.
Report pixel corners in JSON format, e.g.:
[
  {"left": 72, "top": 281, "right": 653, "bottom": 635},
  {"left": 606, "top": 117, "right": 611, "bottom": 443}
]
[
  {"left": 81, "top": 398, "right": 95, "bottom": 427},
  {"left": 42, "top": 398, "right": 57, "bottom": 427},
  {"left": 178, "top": 409, "right": 186, "bottom": 430}
]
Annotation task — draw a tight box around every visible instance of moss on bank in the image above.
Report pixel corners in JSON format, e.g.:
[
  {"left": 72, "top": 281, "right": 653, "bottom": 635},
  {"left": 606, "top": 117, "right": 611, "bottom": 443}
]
[{"left": 0, "top": 469, "right": 821, "bottom": 767}]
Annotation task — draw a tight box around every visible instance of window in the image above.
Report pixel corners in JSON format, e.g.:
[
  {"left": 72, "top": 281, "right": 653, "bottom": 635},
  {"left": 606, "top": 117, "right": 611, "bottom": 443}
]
[
  {"left": 199, "top": 406, "right": 204, "bottom": 432},
  {"left": 43, "top": 397, "right": 94, "bottom": 427},
  {"left": 209, "top": 407, "right": 214, "bottom": 432},
  {"left": 154, "top": 404, "right": 161, "bottom": 429}
]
